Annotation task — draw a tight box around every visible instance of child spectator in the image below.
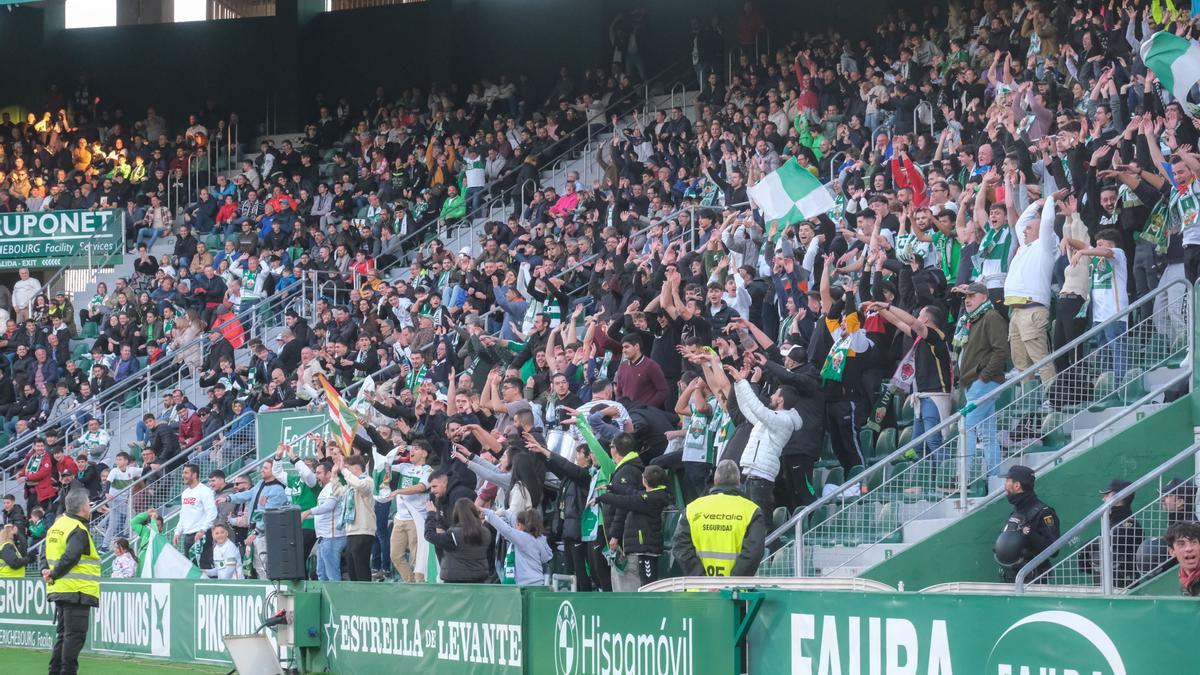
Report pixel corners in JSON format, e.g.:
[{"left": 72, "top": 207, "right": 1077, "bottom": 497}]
[
  {"left": 111, "top": 538, "right": 137, "bottom": 578},
  {"left": 482, "top": 507, "right": 553, "bottom": 587},
  {"left": 596, "top": 465, "right": 672, "bottom": 588}
]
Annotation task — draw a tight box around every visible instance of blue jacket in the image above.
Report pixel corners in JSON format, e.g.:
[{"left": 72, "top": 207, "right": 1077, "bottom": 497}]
[{"left": 227, "top": 477, "right": 289, "bottom": 534}]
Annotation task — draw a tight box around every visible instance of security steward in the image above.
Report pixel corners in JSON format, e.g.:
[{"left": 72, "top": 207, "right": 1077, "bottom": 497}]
[
  {"left": 672, "top": 459, "right": 766, "bottom": 577},
  {"left": 41, "top": 490, "right": 100, "bottom": 675},
  {"left": 994, "top": 465, "right": 1060, "bottom": 582}
]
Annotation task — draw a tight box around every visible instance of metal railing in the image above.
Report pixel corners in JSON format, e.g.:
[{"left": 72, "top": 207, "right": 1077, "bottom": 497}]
[
  {"left": 372, "top": 59, "right": 694, "bottom": 281},
  {"left": 761, "top": 277, "right": 1193, "bottom": 578},
  {"left": 1016, "top": 442, "right": 1200, "bottom": 593}
]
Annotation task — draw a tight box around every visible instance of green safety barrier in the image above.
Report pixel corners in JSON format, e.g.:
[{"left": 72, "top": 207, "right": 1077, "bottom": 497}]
[
  {"left": 5, "top": 577, "right": 1197, "bottom": 673},
  {"left": 746, "top": 589, "right": 1200, "bottom": 674}
]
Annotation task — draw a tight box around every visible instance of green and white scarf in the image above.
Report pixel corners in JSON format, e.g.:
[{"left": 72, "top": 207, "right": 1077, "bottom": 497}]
[
  {"left": 952, "top": 299, "right": 993, "bottom": 350},
  {"left": 971, "top": 224, "right": 1011, "bottom": 276},
  {"left": 821, "top": 328, "right": 854, "bottom": 383},
  {"left": 1139, "top": 201, "right": 1170, "bottom": 254}
]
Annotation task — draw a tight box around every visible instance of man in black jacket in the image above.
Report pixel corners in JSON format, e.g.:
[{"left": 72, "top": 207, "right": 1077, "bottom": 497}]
[
  {"left": 532, "top": 440, "right": 609, "bottom": 591},
  {"left": 597, "top": 464, "right": 671, "bottom": 588},
  {"left": 603, "top": 432, "right": 645, "bottom": 592},
  {"left": 753, "top": 346, "right": 825, "bottom": 510},
  {"left": 1, "top": 494, "right": 27, "bottom": 548},
  {"left": 144, "top": 414, "right": 182, "bottom": 469}
]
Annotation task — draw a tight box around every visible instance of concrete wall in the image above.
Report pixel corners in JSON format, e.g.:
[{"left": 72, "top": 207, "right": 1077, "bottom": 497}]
[{"left": 864, "top": 395, "right": 1196, "bottom": 590}]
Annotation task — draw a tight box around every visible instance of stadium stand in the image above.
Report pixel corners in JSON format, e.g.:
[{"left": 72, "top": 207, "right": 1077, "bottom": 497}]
[{"left": 0, "top": 0, "right": 1196, "bottom": 613}]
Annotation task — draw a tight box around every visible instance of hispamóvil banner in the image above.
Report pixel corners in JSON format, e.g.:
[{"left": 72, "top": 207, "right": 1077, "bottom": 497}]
[{"left": 747, "top": 590, "right": 1200, "bottom": 675}]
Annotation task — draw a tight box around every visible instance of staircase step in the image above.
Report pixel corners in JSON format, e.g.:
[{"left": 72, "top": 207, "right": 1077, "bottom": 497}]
[
  {"left": 901, "top": 517, "right": 957, "bottom": 544},
  {"left": 812, "top": 543, "right": 913, "bottom": 573}
]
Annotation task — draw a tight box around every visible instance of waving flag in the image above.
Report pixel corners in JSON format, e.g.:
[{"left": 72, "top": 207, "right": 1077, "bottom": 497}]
[
  {"left": 318, "top": 373, "right": 358, "bottom": 456},
  {"left": 748, "top": 158, "right": 836, "bottom": 224},
  {"left": 1142, "top": 31, "right": 1200, "bottom": 117}
]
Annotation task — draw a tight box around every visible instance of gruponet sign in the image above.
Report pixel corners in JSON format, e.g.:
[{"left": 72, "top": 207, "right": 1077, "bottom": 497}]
[
  {"left": 0, "top": 577, "right": 54, "bottom": 649},
  {"left": 0, "top": 209, "right": 123, "bottom": 269}
]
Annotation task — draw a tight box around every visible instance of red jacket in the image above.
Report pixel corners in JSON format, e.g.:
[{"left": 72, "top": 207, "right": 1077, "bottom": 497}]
[
  {"left": 178, "top": 412, "right": 202, "bottom": 448},
  {"left": 19, "top": 450, "right": 57, "bottom": 502}
]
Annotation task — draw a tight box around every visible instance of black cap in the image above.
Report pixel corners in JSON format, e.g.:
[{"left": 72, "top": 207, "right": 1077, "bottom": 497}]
[
  {"left": 785, "top": 345, "right": 807, "bottom": 363},
  {"left": 1162, "top": 478, "right": 1196, "bottom": 497},
  {"left": 1002, "top": 465, "right": 1035, "bottom": 486},
  {"left": 1100, "top": 478, "right": 1133, "bottom": 496}
]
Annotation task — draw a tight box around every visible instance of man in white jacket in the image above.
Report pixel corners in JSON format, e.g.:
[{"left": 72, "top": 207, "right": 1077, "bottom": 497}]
[
  {"left": 303, "top": 461, "right": 346, "bottom": 582},
  {"left": 733, "top": 376, "right": 803, "bottom": 516},
  {"left": 175, "top": 463, "right": 218, "bottom": 568},
  {"left": 11, "top": 267, "right": 40, "bottom": 324}
]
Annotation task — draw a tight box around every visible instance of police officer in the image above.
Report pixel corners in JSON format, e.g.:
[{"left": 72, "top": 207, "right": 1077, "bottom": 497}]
[
  {"left": 1078, "top": 479, "right": 1146, "bottom": 588},
  {"left": 41, "top": 490, "right": 100, "bottom": 675},
  {"left": 672, "top": 459, "right": 767, "bottom": 577},
  {"left": 994, "top": 465, "right": 1060, "bottom": 582}
]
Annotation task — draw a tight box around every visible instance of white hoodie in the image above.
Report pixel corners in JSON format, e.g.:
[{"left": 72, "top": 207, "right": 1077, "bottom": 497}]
[
  {"left": 178, "top": 483, "right": 218, "bottom": 535},
  {"left": 734, "top": 379, "right": 803, "bottom": 482}
]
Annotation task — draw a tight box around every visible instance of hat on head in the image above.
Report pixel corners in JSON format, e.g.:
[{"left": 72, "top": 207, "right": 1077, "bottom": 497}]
[
  {"left": 1001, "top": 464, "right": 1035, "bottom": 487},
  {"left": 1100, "top": 478, "right": 1134, "bottom": 499},
  {"left": 1162, "top": 477, "right": 1197, "bottom": 497},
  {"left": 964, "top": 281, "right": 988, "bottom": 296},
  {"left": 459, "top": 246, "right": 471, "bottom": 257},
  {"left": 785, "top": 345, "right": 807, "bottom": 363}
]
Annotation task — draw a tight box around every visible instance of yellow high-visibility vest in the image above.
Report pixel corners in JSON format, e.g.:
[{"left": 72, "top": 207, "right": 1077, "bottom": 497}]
[
  {"left": 685, "top": 492, "right": 759, "bottom": 577},
  {"left": 0, "top": 542, "right": 23, "bottom": 577},
  {"left": 44, "top": 516, "right": 100, "bottom": 601}
]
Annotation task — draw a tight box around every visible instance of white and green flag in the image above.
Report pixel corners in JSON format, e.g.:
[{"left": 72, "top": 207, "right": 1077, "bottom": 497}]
[
  {"left": 1142, "top": 31, "right": 1200, "bottom": 117},
  {"left": 131, "top": 512, "right": 204, "bottom": 579},
  {"left": 747, "top": 158, "right": 835, "bottom": 223}
]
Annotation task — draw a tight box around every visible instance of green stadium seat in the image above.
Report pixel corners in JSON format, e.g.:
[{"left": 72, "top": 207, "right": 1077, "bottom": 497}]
[
  {"left": 81, "top": 322, "right": 100, "bottom": 339},
  {"left": 1166, "top": 336, "right": 1188, "bottom": 368},
  {"left": 817, "top": 433, "right": 838, "bottom": 468},
  {"left": 897, "top": 425, "right": 913, "bottom": 449},
  {"left": 771, "top": 506, "right": 789, "bottom": 531},
  {"left": 874, "top": 427, "right": 897, "bottom": 460},
  {"left": 858, "top": 429, "right": 875, "bottom": 463},
  {"left": 123, "top": 389, "right": 141, "bottom": 409},
  {"left": 1121, "top": 368, "right": 1146, "bottom": 405},
  {"left": 1090, "top": 371, "right": 1118, "bottom": 410},
  {"left": 1041, "top": 412, "right": 1067, "bottom": 448},
  {"left": 825, "top": 467, "right": 845, "bottom": 491},
  {"left": 893, "top": 393, "right": 913, "bottom": 428}
]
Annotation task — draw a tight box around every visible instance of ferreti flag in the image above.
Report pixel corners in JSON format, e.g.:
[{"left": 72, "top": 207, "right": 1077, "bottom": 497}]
[
  {"left": 1142, "top": 31, "right": 1200, "bottom": 117},
  {"left": 318, "top": 372, "right": 358, "bottom": 456},
  {"left": 747, "top": 158, "right": 835, "bottom": 224}
]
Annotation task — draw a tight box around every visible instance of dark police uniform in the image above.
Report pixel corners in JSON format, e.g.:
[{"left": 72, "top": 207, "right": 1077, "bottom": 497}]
[{"left": 998, "top": 466, "right": 1060, "bottom": 582}]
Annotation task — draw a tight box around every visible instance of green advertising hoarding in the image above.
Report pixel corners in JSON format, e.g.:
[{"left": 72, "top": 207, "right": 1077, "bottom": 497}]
[
  {"left": 255, "top": 408, "right": 329, "bottom": 460},
  {"left": 0, "top": 209, "right": 123, "bottom": 269},
  {"left": 310, "top": 582, "right": 524, "bottom": 674},
  {"left": 747, "top": 589, "right": 1200, "bottom": 674},
  {"left": 0, "top": 577, "right": 55, "bottom": 650},
  {"left": 525, "top": 590, "right": 738, "bottom": 675}
]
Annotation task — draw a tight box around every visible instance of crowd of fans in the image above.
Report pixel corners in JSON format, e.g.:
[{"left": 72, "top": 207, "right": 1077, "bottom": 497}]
[{"left": 0, "top": 0, "right": 1198, "bottom": 588}]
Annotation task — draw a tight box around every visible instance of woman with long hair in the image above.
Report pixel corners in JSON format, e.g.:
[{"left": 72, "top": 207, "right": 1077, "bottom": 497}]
[
  {"left": 0, "top": 523, "right": 28, "bottom": 577},
  {"left": 423, "top": 496, "right": 489, "bottom": 583}
]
